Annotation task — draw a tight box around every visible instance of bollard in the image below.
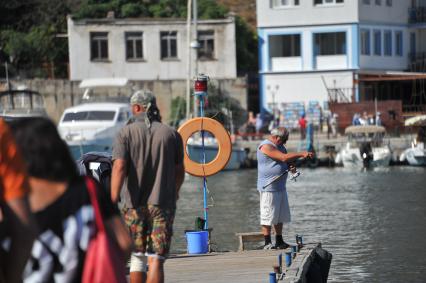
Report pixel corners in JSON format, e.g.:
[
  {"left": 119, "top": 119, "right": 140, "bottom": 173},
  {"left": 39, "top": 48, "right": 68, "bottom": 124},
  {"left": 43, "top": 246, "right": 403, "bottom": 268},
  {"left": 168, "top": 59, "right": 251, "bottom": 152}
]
[
  {"left": 278, "top": 253, "right": 282, "bottom": 269},
  {"left": 291, "top": 245, "right": 297, "bottom": 257},
  {"left": 285, "top": 251, "right": 292, "bottom": 267},
  {"left": 269, "top": 272, "right": 277, "bottom": 283}
]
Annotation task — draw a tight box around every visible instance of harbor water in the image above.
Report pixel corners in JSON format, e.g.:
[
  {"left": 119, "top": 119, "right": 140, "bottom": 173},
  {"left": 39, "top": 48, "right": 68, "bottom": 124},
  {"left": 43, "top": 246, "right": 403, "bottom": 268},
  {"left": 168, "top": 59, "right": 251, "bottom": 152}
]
[{"left": 172, "top": 167, "right": 426, "bottom": 283}]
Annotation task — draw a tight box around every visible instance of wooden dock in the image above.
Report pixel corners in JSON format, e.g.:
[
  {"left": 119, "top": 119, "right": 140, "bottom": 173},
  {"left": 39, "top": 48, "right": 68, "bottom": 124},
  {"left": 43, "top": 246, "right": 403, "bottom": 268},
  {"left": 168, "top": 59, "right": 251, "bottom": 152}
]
[
  {"left": 165, "top": 249, "right": 279, "bottom": 283},
  {"left": 165, "top": 243, "right": 332, "bottom": 283}
]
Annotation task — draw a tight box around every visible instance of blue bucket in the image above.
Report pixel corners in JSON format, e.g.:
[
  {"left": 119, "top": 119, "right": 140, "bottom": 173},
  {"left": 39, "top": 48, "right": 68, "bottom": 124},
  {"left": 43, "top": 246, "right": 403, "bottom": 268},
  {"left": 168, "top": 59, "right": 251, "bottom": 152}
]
[{"left": 186, "top": 231, "right": 209, "bottom": 254}]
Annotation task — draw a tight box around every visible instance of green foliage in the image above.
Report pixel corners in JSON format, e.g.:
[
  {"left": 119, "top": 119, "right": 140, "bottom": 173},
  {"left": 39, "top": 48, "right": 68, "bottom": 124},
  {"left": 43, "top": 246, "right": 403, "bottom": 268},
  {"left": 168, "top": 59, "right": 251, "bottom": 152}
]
[
  {"left": 170, "top": 96, "right": 188, "bottom": 127},
  {"left": 197, "top": 0, "right": 228, "bottom": 19},
  {"left": 235, "top": 16, "right": 258, "bottom": 72}
]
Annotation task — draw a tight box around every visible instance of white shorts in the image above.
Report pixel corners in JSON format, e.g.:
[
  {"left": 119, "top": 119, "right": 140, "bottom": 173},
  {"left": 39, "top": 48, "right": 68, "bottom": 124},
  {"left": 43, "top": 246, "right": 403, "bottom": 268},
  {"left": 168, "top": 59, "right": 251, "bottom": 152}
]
[{"left": 260, "top": 191, "right": 291, "bottom": 226}]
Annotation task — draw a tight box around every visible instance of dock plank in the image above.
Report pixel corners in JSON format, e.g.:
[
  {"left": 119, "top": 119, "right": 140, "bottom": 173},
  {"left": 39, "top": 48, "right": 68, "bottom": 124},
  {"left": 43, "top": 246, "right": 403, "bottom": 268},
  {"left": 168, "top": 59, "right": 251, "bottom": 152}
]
[{"left": 165, "top": 250, "right": 280, "bottom": 283}]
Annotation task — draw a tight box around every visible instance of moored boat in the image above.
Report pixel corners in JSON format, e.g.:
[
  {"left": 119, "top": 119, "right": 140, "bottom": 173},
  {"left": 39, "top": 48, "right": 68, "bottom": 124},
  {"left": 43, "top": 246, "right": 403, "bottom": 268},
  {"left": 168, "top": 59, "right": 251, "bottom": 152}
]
[
  {"left": 57, "top": 78, "right": 132, "bottom": 159},
  {"left": 335, "top": 125, "right": 392, "bottom": 168},
  {"left": 0, "top": 89, "right": 47, "bottom": 120},
  {"left": 399, "top": 115, "right": 426, "bottom": 166}
]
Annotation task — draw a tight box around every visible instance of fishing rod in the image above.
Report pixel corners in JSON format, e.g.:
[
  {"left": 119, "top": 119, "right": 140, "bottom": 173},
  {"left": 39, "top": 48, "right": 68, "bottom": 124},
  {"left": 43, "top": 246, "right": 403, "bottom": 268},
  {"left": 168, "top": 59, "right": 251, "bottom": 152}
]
[{"left": 262, "top": 168, "right": 300, "bottom": 189}]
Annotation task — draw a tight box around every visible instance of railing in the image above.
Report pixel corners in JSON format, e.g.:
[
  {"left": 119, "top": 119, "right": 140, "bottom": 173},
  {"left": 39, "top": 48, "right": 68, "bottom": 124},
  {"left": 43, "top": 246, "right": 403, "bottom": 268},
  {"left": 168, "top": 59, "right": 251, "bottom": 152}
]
[
  {"left": 409, "top": 52, "right": 426, "bottom": 72},
  {"left": 327, "top": 88, "right": 353, "bottom": 103},
  {"left": 403, "top": 104, "right": 426, "bottom": 114},
  {"left": 409, "top": 7, "right": 426, "bottom": 24}
]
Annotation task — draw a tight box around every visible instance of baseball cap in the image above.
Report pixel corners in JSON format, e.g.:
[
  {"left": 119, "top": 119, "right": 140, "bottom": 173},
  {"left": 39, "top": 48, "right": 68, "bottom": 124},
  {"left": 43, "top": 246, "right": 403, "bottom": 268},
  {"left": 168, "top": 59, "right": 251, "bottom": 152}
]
[{"left": 130, "top": 90, "right": 156, "bottom": 106}]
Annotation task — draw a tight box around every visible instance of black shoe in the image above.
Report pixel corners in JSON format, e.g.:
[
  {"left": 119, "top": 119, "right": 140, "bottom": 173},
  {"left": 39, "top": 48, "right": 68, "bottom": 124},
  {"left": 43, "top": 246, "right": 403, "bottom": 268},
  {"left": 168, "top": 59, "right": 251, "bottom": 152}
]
[
  {"left": 274, "top": 242, "right": 290, "bottom": 249},
  {"left": 257, "top": 243, "right": 276, "bottom": 250}
]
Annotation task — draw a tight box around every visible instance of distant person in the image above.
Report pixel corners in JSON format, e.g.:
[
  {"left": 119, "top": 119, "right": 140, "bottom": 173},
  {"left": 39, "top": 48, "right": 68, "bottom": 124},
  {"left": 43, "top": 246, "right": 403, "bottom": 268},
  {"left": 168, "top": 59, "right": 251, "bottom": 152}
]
[
  {"left": 0, "top": 119, "right": 36, "bottom": 283},
  {"left": 352, "top": 113, "right": 361, "bottom": 126},
  {"left": 257, "top": 127, "right": 313, "bottom": 249},
  {"left": 376, "top": 112, "right": 382, "bottom": 126},
  {"left": 255, "top": 113, "right": 263, "bottom": 138},
  {"left": 298, "top": 114, "right": 307, "bottom": 140},
  {"left": 326, "top": 112, "right": 332, "bottom": 139},
  {"left": 330, "top": 113, "right": 338, "bottom": 138},
  {"left": 111, "top": 90, "right": 185, "bottom": 283},
  {"left": 9, "top": 117, "right": 131, "bottom": 282},
  {"left": 359, "top": 111, "right": 368, "bottom": 125}
]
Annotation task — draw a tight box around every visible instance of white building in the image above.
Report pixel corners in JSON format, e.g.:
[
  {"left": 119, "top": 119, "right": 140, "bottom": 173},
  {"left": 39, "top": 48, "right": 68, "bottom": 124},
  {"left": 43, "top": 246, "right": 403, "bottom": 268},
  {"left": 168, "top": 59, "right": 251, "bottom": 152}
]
[
  {"left": 67, "top": 15, "right": 237, "bottom": 80},
  {"left": 256, "top": 0, "right": 422, "bottom": 114}
]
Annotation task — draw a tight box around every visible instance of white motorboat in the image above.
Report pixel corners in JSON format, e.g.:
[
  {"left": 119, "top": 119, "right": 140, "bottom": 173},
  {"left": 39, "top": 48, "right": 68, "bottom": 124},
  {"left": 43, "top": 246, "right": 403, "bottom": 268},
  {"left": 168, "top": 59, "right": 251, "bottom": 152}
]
[
  {"left": 57, "top": 78, "right": 132, "bottom": 159},
  {"left": 335, "top": 125, "right": 392, "bottom": 168},
  {"left": 399, "top": 115, "right": 426, "bottom": 166},
  {"left": 186, "top": 136, "right": 247, "bottom": 170},
  {"left": 0, "top": 89, "right": 47, "bottom": 120}
]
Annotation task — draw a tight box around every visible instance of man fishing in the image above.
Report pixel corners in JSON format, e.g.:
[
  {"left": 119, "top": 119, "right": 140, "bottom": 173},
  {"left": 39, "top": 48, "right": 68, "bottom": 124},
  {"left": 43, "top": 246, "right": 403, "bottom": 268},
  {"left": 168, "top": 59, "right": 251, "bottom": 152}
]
[{"left": 257, "top": 127, "right": 313, "bottom": 249}]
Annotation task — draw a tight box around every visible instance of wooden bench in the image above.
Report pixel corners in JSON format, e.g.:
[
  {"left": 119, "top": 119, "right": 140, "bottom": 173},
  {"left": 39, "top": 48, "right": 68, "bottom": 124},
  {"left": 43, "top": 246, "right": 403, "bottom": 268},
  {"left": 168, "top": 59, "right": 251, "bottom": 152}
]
[{"left": 235, "top": 232, "right": 264, "bottom": 251}]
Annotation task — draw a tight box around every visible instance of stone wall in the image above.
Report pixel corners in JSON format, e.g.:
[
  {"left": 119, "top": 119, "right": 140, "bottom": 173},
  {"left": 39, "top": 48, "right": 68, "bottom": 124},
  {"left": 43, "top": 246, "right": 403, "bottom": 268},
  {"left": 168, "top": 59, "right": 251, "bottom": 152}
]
[{"left": 2, "top": 78, "right": 248, "bottom": 124}]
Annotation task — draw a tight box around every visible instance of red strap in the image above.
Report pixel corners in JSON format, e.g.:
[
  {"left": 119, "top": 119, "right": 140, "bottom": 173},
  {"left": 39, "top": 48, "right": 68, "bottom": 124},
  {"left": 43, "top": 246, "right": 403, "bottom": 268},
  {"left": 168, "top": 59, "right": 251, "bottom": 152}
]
[{"left": 85, "top": 177, "right": 105, "bottom": 232}]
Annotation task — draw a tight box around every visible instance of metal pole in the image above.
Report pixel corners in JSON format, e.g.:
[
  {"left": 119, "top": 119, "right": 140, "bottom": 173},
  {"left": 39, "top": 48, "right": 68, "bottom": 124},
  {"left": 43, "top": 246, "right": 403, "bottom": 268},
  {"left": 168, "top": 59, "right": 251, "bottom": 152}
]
[
  {"left": 192, "top": 0, "right": 198, "bottom": 117},
  {"left": 5, "top": 62, "right": 11, "bottom": 91},
  {"left": 374, "top": 94, "right": 378, "bottom": 125},
  {"left": 186, "top": 0, "right": 192, "bottom": 119}
]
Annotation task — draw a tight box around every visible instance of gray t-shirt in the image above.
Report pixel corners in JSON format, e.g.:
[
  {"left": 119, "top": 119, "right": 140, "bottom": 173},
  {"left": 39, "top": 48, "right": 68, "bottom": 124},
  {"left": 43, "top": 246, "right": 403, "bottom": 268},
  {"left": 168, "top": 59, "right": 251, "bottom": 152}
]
[{"left": 112, "top": 113, "right": 184, "bottom": 209}]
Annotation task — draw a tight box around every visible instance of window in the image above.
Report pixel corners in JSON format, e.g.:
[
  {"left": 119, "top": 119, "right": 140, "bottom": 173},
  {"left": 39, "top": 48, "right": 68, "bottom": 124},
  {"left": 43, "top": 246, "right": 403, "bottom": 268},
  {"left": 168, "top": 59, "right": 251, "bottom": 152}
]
[
  {"left": 361, "top": 29, "right": 371, "bottom": 55},
  {"left": 90, "top": 32, "right": 108, "bottom": 61},
  {"left": 395, "top": 31, "right": 403, "bottom": 56},
  {"left": 386, "top": 0, "right": 392, "bottom": 6},
  {"left": 375, "top": 0, "right": 381, "bottom": 5},
  {"left": 314, "top": 0, "right": 344, "bottom": 5},
  {"left": 117, "top": 111, "right": 130, "bottom": 122},
  {"left": 314, "top": 32, "right": 346, "bottom": 55},
  {"left": 362, "top": 0, "right": 370, "bottom": 4},
  {"left": 272, "top": 0, "right": 300, "bottom": 7},
  {"left": 160, "top": 31, "right": 177, "bottom": 59},
  {"left": 269, "top": 34, "right": 301, "bottom": 57},
  {"left": 198, "top": 30, "right": 215, "bottom": 60},
  {"left": 125, "top": 32, "right": 143, "bottom": 60},
  {"left": 384, "top": 30, "right": 392, "bottom": 56},
  {"left": 62, "top": 111, "right": 116, "bottom": 122},
  {"left": 373, "top": 30, "right": 381, "bottom": 55}
]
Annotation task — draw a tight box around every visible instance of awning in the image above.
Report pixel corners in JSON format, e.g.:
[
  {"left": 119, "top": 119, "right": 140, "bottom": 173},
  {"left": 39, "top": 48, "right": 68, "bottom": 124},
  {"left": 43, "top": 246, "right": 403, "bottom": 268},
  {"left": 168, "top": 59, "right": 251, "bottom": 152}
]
[
  {"left": 404, "top": 115, "right": 426, "bottom": 126},
  {"left": 357, "top": 71, "right": 426, "bottom": 82}
]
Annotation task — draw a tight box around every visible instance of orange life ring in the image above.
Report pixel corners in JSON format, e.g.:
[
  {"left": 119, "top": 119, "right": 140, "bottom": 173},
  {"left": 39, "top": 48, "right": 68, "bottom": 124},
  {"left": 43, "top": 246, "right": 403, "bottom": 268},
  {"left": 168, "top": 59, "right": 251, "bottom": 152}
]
[{"left": 178, "top": 117, "right": 232, "bottom": 177}]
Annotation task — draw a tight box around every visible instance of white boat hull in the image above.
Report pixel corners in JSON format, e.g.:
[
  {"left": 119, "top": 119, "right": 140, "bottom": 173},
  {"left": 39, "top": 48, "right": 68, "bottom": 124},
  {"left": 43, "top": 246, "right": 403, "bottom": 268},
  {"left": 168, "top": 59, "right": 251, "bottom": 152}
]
[
  {"left": 400, "top": 147, "right": 426, "bottom": 166},
  {"left": 187, "top": 144, "right": 247, "bottom": 170},
  {"left": 339, "top": 146, "right": 392, "bottom": 168}
]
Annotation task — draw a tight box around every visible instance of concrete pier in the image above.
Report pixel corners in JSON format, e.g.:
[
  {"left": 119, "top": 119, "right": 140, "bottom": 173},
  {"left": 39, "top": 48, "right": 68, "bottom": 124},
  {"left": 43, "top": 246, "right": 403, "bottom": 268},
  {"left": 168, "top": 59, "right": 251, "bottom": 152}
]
[{"left": 238, "top": 132, "right": 413, "bottom": 166}]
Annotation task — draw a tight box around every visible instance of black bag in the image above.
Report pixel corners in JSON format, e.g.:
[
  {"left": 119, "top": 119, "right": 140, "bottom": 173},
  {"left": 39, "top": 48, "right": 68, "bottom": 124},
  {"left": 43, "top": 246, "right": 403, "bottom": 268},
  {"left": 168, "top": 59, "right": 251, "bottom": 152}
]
[{"left": 76, "top": 152, "right": 113, "bottom": 194}]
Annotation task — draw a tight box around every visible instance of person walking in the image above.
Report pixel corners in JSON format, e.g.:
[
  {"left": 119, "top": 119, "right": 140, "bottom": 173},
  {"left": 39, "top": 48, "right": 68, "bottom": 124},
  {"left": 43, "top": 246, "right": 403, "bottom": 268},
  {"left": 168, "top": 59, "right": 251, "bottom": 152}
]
[
  {"left": 111, "top": 90, "right": 185, "bottom": 283},
  {"left": 0, "top": 119, "right": 36, "bottom": 283},
  {"left": 257, "top": 127, "right": 313, "bottom": 249},
  {"left": 9, "top": 117, "right": 131, "bottom": 282},
  {"left": 298, "top": 114, "right": 307, "bottom": 140}
]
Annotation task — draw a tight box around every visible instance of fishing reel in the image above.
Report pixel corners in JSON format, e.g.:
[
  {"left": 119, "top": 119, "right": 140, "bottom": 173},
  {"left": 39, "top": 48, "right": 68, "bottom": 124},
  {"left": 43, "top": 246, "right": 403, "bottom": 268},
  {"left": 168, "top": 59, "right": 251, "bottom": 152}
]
[{"left": 289, "top": 170, "right": 300, "bottom": 182}]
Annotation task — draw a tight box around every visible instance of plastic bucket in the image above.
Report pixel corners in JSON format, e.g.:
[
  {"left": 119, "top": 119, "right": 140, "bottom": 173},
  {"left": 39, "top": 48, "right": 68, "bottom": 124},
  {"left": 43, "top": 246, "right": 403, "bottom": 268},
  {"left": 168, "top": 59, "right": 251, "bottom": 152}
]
[{"left": 185, "top": 231, "right": 209, "bottom": 254}]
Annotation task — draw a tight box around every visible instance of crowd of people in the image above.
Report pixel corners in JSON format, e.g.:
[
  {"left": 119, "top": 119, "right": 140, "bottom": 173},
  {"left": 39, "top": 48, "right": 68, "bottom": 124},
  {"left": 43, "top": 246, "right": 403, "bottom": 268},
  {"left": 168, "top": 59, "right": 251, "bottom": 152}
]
[
  {"left": 352, "top": 111, "right": 382, "bottom": 126},
  {"left": 0, "top": 90, "right": 184, "bottom": 283}
]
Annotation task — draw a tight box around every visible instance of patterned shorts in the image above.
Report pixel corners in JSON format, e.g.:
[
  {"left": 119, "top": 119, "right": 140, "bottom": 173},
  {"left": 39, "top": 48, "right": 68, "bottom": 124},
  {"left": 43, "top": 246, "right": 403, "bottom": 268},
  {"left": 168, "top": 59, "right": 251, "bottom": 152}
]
[{"left": 122, "top": 205, "right": 175, "bottom": 257}]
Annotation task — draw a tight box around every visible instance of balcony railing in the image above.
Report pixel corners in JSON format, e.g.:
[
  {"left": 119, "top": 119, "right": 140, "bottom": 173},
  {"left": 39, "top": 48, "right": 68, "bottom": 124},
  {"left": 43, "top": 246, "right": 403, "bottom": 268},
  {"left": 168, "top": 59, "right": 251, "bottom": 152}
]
[
  {"left": 408, "top": 52, "right": 426, "bottom": 72},
  {"left": 409, "top": 7, "right": 426, "bottom": 24}
]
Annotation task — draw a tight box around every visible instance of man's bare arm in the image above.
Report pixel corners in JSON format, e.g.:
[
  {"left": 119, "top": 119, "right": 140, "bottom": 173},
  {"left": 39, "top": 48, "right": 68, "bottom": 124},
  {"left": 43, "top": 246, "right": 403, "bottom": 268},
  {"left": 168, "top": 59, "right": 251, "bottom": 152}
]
[
  {"left": 260, "top": 144, "right": 313, "bottom": 163},
  {"left": 5, "top": 197, "right": 36, "bottom": 283},
  {"left": 111, "top": 159, "right": 127, "bottom": 203}
]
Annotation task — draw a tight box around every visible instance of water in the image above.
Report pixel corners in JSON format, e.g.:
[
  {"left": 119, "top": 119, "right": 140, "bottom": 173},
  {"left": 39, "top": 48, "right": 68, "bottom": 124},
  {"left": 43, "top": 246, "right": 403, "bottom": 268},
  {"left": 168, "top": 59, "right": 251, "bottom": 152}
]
[{"left": 172, "top": 167, "right": 426, "bottom": 283}]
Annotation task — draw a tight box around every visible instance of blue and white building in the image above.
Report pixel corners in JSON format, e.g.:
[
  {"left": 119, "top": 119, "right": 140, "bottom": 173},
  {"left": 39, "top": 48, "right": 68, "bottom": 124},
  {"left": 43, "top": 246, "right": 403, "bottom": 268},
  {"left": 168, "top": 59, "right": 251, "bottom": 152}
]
[{"left": 256, "top": 0, "right": 422, "bottom": 114}]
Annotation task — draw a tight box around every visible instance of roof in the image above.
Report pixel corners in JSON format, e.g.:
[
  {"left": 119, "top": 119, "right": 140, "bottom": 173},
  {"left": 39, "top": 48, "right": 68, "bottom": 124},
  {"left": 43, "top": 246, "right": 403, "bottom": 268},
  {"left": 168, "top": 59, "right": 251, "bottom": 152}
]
[
  {"left": 79, "top": 78, "right": 129, "bottom": 89},
  {"left": 63, "top": 102, "right": 130, "bottom": 113},
  {"left": 357, "top": 71, "right": 426, "bottom": 82},
  {"left": 404, "top": 115, "right": 426, "bottom": 126},
  {"left": 344, "top": 125, "right": 386, "bottom": 134}
]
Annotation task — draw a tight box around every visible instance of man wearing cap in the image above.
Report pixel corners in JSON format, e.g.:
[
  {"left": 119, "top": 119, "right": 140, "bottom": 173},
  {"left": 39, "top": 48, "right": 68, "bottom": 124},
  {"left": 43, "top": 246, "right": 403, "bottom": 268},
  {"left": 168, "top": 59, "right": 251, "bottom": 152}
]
[
  {"left": 257, "top": 127, "right": 313, "bottom": 249},
  {"left": 111, "top": 90, "right": 185, "bottom": 283}
]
